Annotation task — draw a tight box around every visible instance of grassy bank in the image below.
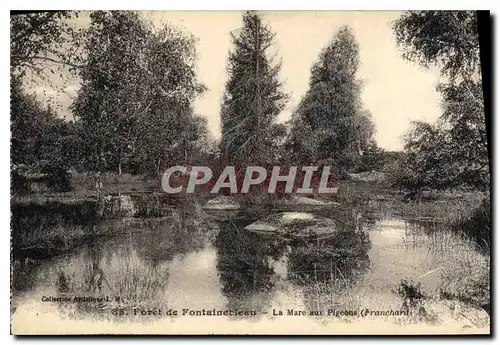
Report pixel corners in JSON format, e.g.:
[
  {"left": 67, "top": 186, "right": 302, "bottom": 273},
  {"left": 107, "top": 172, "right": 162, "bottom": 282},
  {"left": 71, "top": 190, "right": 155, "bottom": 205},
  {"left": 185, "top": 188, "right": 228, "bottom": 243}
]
[
  {"left": 11, "top": 172, "right": 490, "bottom": 315},
  {"left": 11, "top": 219, "right": 133, "bottom": 259},
  {"left": 13, "top": 223, "right": 108, "bottom": 259},
  {"left": 301, "top": 219, "right": 490, "bottom": 323},
  {"left": 432, "top": 230, "right": 490, "bottom": 313},
  {"left": 71, "top": 172, "right": 159, "bottom": 196},
  {"left": 309, "top": 180, "right": 491, "bottom": 317}
]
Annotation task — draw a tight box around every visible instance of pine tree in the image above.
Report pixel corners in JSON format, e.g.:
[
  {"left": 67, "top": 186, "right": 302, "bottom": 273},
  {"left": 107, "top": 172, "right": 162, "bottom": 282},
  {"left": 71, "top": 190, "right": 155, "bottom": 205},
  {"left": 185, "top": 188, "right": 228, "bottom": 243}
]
[
  {"left": 220, "top": 11, "right": 288, "bottom": 165},
  {"left": 288, "top": 26, "right": 374, "bottom": 170}
]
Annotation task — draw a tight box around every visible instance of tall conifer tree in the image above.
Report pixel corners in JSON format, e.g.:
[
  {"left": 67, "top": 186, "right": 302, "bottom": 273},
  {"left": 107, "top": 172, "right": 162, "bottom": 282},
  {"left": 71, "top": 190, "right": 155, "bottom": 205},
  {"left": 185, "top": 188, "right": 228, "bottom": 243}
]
[
  {"left": 220, "top": 11, "right": 288, "bottom": 165},
  {"left": 288, "top": 26, "right": 374, "bottom": 169}
]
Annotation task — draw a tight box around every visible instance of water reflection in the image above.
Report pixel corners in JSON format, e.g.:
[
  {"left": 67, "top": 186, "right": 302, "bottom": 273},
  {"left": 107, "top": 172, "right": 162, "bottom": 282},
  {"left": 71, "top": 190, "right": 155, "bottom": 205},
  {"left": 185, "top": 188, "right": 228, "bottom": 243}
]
[
  {"left": 213, "top": 208, "right": 371, "bottom": 318},
  {"left": 12, "top": 202, "right": 472, "bottom": 327},
  {"left": 215, "top": 217, "right": 285, "bottom": 318},
  {"left": 287, "top": 229, "right": 370, "bottom": 285},
  {"left": 286, "top": 210, "right": 370, "bottom": 313},
  {"left": 12, "top": 205, "right": 219, "bottom": 321}
]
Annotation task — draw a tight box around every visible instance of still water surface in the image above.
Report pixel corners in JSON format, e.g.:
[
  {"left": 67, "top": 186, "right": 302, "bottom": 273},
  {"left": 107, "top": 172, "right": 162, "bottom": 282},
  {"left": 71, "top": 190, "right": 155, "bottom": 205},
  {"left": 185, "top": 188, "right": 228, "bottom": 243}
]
[{"left": 11, "top": 204, "right": 454, "bottom": 325}]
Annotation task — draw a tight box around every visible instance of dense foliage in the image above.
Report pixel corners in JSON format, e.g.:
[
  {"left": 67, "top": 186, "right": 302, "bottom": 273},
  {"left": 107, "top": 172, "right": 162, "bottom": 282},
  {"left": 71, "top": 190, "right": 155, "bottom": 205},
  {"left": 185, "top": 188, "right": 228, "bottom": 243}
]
[
  {"left": 10, "top": 11, "right": 490, "bottom": 196},
  {"left": 393, "top": 11, "right": 489, "bottom": 194},
  {"left": 11, "top": 10, "right": 215, "bottom": 188},
  {"left": 11, "top": 76, "right": 78, "bottom": 169},
  {"left": 220, "top": 11, "right": 288, "bottom": 165},
  {"left": 286, "top": 26, "right": 375, "bottom": 171},
  {"left": 11, "top": 11, "right": 82, "bottom": 174},
  {"left": 72, "top": 11, "right": 211, "bottom": 175},
  {"left": 10, "top": 11, "right": 82, "bottom": 78}
]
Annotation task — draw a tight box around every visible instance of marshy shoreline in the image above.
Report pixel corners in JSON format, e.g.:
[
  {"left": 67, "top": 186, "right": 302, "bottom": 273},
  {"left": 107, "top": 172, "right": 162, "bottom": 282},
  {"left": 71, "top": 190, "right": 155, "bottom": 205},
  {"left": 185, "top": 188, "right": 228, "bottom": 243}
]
[{"left": 10, "top": 173, "right": 491, "bottom": 329}]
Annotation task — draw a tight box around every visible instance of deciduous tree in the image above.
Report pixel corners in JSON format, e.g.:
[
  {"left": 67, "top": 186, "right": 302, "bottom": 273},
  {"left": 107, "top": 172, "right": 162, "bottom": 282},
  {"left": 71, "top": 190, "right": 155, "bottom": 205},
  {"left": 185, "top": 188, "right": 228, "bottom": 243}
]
[
  {"left": 393, "top": 11, "right": 488, "bottom": 193},
  {"left": 72, "top": 11, "right": 207, "bottom": 175}
]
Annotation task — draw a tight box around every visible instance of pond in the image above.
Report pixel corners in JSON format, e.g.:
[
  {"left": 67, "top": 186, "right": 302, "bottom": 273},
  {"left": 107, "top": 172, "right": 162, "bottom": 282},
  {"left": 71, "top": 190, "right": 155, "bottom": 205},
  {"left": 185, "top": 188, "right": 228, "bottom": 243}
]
[{"left": 10, "top": 202, "right": 489, "bottom": 334}]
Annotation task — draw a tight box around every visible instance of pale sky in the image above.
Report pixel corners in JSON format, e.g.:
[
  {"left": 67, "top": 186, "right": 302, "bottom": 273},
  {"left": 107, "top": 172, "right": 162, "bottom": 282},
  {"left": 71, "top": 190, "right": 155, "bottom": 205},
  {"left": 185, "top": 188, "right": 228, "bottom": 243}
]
[{"left": 28, "top": 11, "right": 443, "bottom": 151}]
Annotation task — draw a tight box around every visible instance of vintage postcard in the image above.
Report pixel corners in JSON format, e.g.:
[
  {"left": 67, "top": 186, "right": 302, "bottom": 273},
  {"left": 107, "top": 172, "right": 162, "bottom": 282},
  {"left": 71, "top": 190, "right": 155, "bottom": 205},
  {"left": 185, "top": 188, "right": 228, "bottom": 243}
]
[{"left": 10, "top": 10, "right": 490, "bottom": 335}]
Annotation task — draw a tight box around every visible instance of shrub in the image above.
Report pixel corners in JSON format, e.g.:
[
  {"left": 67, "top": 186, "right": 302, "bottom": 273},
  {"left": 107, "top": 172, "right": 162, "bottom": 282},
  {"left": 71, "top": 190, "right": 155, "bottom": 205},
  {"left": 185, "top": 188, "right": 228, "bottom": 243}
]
[{"left": 450, "top": 197, "right": 491, "bottom": 251}]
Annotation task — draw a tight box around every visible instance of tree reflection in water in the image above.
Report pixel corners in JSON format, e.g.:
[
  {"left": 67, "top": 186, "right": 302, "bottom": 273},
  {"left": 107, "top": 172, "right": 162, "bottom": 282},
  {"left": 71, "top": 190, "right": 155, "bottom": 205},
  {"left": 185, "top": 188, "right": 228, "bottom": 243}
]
[
  {"left": 215, "top": 208, "right": 371, "bottom": 316},
  {"left": 215, "top": 216, "right": 288, "bottom": 318},
  {"left": 57, "top": 205, "right": 218, "bottom": 321},
  {"left": 287, "top": 210, "right": 371, "bottom": 313}
]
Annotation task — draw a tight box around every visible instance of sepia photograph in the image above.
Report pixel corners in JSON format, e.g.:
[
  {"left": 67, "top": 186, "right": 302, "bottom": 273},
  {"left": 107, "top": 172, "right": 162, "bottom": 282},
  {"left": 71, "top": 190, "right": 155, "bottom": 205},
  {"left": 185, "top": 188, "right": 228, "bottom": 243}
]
[{"left": 9, "top": 10, "right": 491, "bottom": 335}]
